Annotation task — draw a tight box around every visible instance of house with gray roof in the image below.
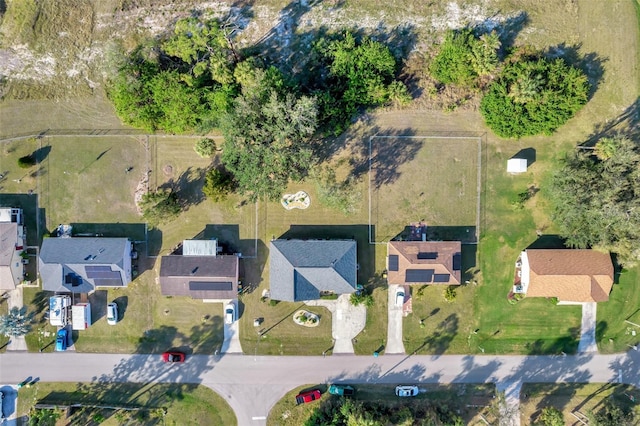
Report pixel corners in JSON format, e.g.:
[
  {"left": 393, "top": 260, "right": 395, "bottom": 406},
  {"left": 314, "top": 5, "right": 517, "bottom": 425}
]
[
  {"left": 39, "top": 237, "right": 132, "bottom": 293},
  {"left": 269, "top": 239, "right": 357, "bottom": 302},
  {"left": 0, "top": 207, "right": 25, "bottom": 290}
]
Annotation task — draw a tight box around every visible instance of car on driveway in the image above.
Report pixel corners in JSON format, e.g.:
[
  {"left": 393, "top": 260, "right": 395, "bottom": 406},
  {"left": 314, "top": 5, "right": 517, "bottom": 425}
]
[
  {"left": 162, "top": 351, "right": 185, "bottom": 363},
  {"left": 106, "top": 302, "right": 118, "bottom": 325},
  {"left": 55, "top": 328, "right": 68, "bottom": 352},
  {"left": 225, "top": 302, "right": 236, "bottom": 324},
  {"left": 395, "top": 385, "right": 419, "bottom": 397},
  {"left": 395, "top": 286, "right": 405, "bottom": 307},
  {"left": 295, "top": 389, "right": 321, "bottom": 404}
]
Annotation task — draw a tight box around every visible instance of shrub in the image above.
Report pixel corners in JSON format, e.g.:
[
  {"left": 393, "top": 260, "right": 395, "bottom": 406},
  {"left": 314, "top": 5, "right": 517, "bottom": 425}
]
[
  {"left": 18, "top": 154, "right": 36, "bottom": 168},
  {"left": 444, "top": 286, "right": 457, "bottom": 302},
  {"left": 139, "top": 190, "right": 181, "bottom": 225},
  {"left": 202, "top": 167, "right": 235, "bottom": 202},
  {"left": 194, "top": 138, "right": 216, "bottom": 158},
  {"left": 536, "top": 406, "right": 564, "bottom": 426},
  {"left": 269, "top": 299, "right": 279, "bottom": 306},
  {"left": 480, "top": 55, "right": 589, "bottom": 138}
]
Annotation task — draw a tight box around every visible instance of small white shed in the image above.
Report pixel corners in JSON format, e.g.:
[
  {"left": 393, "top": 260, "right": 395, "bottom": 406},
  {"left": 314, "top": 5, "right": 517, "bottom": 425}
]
[{"left": 507, "top": 158, "right": 528, "bottom": 174}]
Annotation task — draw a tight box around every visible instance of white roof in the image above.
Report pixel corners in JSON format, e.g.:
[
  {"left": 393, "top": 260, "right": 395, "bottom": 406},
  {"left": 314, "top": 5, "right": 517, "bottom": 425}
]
[
  {"left": 0, "top": 209, "right": 13, "bottom": 223},
  {"left": 182, "top": 239, "right": 217, "bottom": 256},
  {"left": 507, "top": 158, "right": 528, "bottom": 173}
]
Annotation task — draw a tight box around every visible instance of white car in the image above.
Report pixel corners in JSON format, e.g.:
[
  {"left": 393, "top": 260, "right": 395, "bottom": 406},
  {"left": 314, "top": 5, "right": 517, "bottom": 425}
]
[
  {"left": 395, "top": 287, "right": 405, "bottom": 307},
  {"left": 225, "top": 302, "right": 236, "bottom": 324},
  {"left": 395, "top": 385, "right": 419, "bottom": 397},
  {"left": 106, "top": 303, "right": 118, "bottom": 325}
]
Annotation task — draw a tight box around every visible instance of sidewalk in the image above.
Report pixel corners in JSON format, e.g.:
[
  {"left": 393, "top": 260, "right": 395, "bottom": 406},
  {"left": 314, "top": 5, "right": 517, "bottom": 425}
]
[{"left": 6, "top": 286, "right": 28, "bottom": 351}]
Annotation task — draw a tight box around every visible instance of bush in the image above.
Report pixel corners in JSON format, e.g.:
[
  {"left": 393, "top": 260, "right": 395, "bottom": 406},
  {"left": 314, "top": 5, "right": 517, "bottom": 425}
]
[
  {"left": 139, "top": 190, "right": 181, "bottom": 225},
  {"left": 269, "top": 299, "right": 279, "bottom": 306},
  {"left": 18, "top": 154, "right": 36, "bottom": 168},
  {"left": 536, "top": 406, "right": 564, "bottom": 426},
  {"left": 444, "top": 286, "right": 457, "bottom": 302},
  {"left": 194, "top": 138, "right": 216, "bottom": 158},
  {"left": 480, "top": 55, "right": 589, "bottom": 138},
  {"left": 202, "top": 167, "right": 235, "bottom": 202}
]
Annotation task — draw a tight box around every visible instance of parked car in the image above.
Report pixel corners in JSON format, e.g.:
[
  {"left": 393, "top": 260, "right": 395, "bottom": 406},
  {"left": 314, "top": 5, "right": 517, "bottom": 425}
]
[
  {"left": 395, "top": 385, "right": 419, "bottom": 397},
  {"left": 106, "top": 302, "right": 118, "bottom": 326},
  {"left": 225, "top": 302, "right": 236, "bottom": 325},
  {"left": 162, "top": 351, "right": 186, "bottom": 363},
  {"left": 328, "top": 385, "right": 355, "bottom": 396},
  {"left": 295, "top": 389, "right": 321, "bottom": 405},
  {"left": 395, "top": 287, "right": 405, "bottom": 307},
  {"left": 0, "top": 390, "right": 4, "bottom": 419},
  {"left": 55, "top": 328, "right": 68, "bottom": 352}
]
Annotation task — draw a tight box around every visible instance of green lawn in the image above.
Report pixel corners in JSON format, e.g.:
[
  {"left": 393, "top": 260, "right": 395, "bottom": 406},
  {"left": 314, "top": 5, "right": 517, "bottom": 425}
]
[
  {"left": 18, "top": 382, "right": 236, "bottom": 426},
  {"left": 520, "top": 383, "right": 640, "bottom": 426}
]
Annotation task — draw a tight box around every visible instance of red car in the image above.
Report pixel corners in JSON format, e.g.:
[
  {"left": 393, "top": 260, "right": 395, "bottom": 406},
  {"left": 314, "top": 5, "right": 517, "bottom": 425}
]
[
  {"left": 162, "top": 351, "right": 186, "bottom": 363},
  {"left": 295, "top": 389, "right": 321, "bottom": 405}
]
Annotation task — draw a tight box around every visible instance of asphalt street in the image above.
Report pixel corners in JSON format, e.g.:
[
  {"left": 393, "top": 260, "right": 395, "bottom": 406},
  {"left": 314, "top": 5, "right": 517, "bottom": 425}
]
[{"left": 2, "top": 350, "right": 640, "bottom": 425}]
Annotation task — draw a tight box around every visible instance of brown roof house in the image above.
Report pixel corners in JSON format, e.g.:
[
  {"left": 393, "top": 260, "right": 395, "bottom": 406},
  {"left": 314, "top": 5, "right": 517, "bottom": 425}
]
[
  {"left": 515, "top": 249, "right": 614, "bottom": 303},
  {"left": 0, "top": 207, "right": 25, "bottom": 290},
  {"left": 159, "top": 239, "right": 239, "bottom": 301},
  {"left": 387, "top": 241, "right": 462, "bottom": 285}
]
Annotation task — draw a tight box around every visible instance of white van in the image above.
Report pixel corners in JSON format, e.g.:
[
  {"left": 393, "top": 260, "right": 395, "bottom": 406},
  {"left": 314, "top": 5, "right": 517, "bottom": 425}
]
[
  {"left": 395, "top": 287, "right": 405, "bottom": 307},
  {"left": 225, "top": 302, "right": 236, "bottom": 324}
]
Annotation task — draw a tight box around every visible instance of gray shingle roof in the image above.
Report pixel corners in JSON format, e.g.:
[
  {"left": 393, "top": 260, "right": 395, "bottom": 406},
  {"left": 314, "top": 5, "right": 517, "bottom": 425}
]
[
  {"left": 39, "top": 238, "right": 131, "bottom": 293},
  {"left": 159, "top": 255, "right": 239, "bottom": 300},
  {"left": 270, "top": 240, "right": 357, "bottom": 302}
]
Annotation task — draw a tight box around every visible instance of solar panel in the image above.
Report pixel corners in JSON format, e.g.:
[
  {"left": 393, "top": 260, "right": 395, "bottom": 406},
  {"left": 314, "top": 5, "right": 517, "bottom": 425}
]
[
  {"left": 189, "top": 281, "right": 233, "bottom": 291},
  {"left": 417, "top": 252, "right": 438, "bottom": 260},
  {"left": 388, "top": 255, "right": 399, "bottom": 271},
  {"left": 433, "top": 274, "right": 451, "bottom": 283},
  {"left": 86, "top": 265, "right": 111, "bottom": 272},
  {"left": 94, "top": 278, "right": 123, "bottom": 287},
  {"left": 452, "top": 253, "right": 462, "bottom": 271},
  {"left": 405, "top": 269, "right": 433, "bottom": 283},
  {"left": 86, "top": 266, "right": 120, "bottom": 279}
]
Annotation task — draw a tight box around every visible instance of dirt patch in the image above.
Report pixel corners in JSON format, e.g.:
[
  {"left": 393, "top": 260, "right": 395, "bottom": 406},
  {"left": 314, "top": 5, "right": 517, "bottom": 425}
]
[
  {"left": 134, "top": 172, "right": 149, "bottom": 215},
  {"left": 162, "top": 164, "right": 173, "bottom": 177}
]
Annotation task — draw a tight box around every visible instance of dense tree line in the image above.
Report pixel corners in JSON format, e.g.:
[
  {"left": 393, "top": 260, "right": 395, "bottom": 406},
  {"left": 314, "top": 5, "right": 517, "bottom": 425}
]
[
  {"left": 549, "top": 136, "right": 640, "bottom": 265},
  {"left": 429, "top": 29, "right": 590, "bottom": 138},
  {"left": 109, "top": 18, "right": 409, "bottom": 201}
]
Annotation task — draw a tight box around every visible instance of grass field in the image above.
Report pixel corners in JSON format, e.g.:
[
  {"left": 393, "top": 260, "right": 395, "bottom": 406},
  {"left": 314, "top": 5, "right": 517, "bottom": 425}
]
[
  {"left": 520, "top": 383, "right": 640, "bottom": 426},
  {"left": 267, "top": 383, "right": 498, "bottom": 426},
  {"left": 17, "top": 382, "right": 236, "bottom": 426},
  {"left": 370, "top": 136, "right": 480, "bottom": 242}
]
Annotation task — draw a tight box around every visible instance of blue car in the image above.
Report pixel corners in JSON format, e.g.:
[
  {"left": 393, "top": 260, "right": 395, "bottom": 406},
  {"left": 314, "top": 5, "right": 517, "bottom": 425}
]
[{"left": 55, "top": 328, "right": 68, "bottom": 351}]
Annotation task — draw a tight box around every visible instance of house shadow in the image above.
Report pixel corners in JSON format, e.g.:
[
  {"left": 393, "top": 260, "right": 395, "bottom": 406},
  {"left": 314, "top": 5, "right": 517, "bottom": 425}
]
[
  {"left": 392, "top": 225, "right": 477, "bottom": 244},
  {"left": 278, "top": 224, "right": 376, "bottom": 284},
  {"left": 87, "top": 290, "right": 108, "bottom": 322},
  {"left": 525, "top": 235, "right": 568, "bottom": 250},
  {"left": 512, "top": 148, "right": 536, "bottom": 167},
  {"left": 0, "top": 193, "right": 45, "bottom": 245}
]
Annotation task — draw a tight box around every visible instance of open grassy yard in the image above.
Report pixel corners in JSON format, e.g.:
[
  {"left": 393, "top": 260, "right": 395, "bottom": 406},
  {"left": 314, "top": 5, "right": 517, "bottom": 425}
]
[
  {"left": 520, "top": 383, "right": 640, "bottom": 426},
  {"left": 370, "top": 136, "right": 480, "bottom": 242},
  {"left": 268, "top": 383, "right": 497, "bottom": 426},
  {"left": 17, "top": 381, "right": 236, "bottom": 426}
]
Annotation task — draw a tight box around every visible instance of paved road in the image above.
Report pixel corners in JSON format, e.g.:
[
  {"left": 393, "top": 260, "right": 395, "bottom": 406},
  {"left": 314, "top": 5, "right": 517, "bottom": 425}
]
[{"left": 2, "top": 351, "right": 639, "bottom": 425}]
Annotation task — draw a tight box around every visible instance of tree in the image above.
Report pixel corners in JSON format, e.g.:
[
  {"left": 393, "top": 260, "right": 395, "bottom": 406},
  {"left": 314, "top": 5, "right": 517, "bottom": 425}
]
[
  {"left": 139, "top": 190, "right": 181, "bottom": 225},
  {"left": 535, "top": 406, "right": 564, "bottom": 426},
  {"left": 480, "top": 55, "right": 589, "bottom": 138},
  {"left": 594, "top": 137, "right": 618, "bottom": 161},
  {"left": 220, "top": 67, "right": 318, "bottom": 201},
  {"left": 0, "top": 306, "right": 34, "bottom": 337},
  {"left": 29, "top": 408, "right": 62, "bottom": 426},
  {"left": 549, "top": 136, "right": 640, "bottom": 264},
  {"left": 588, "top": 397, "right": 635, "bottom": 426},
  {"left": 202, "top": 168, "right": 235, "bottom": 202},
  {"left": 194, "top": 138, "right": 217, "bottom": 158},
  {"left": 429, "top": 29, "right": 501, "bottom": 86}
]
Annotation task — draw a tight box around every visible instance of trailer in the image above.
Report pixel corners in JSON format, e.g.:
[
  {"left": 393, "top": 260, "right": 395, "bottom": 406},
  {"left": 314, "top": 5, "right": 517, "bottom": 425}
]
[
  {"left": 49, "top": 295, "right": 71, "bottom": 327},
  {"left": 72, "top": 303, "right": 92, "bottom": 330}
]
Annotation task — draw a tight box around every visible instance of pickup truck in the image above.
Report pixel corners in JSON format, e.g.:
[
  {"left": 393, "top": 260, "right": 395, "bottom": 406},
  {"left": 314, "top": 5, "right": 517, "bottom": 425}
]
[{"left": 328, "top": 385, "right": 355, "bottom": 396}]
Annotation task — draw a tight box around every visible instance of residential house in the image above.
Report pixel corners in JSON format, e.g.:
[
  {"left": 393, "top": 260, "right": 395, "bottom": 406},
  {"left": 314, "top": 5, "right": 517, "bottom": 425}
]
[
  {"left": 39, "top": 237, "right": 132, "bottom": 293},
  {"left": 514, "top": 249, "right": 614, "bottom": 303},
  {"left": 159, "top": 239, "right": 239, "bottom": 301},
  {"left": 269, "top": 239, "right": 357, "bottom": 302},
  {"left": 386, "top": 240, "right": 462, "bottom": 286},
  {"left": 0, "top": 207, "right": 25, "bottom": 290}
]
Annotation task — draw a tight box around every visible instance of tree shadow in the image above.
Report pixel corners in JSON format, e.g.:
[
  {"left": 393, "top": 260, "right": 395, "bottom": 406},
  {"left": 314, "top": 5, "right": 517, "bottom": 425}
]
[
  {"left": 581, "top": 97, "right": 640, "bottom": 147},
  {"left": 159, "top": 167, "right": 207, "bottom": 212},
  {"left": 546, "top": 42, "right": 607, "bottom": 100}
]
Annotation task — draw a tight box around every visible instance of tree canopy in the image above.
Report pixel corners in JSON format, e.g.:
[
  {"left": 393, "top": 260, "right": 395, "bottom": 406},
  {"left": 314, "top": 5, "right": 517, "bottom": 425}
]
[
  {"left": 549, "top": 136, "right": 640, "bottom": 265},
  {"left": 0, "top": 306, "right": 34, "bottom": 337},
  {"left": 480, "top": 55, "right": 589, "bottom": 138},
  {"left": 220, "top": 67, "right": 318, "bottom": 201},
  {"left": 429, "top": 29, "right": 501, "bottom": 86},
  {"left": 139, "top": 189, "right": 182, "bottom": 226}
]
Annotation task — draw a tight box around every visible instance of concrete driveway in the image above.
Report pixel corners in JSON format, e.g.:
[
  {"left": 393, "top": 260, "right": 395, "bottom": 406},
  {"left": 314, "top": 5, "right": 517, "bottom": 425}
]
[
  {"left": 578, "top": 302, "right": 598, "bottom": 353},
  {"left": 386, "top": 284, "right": 405, "bottom": 354},
  {"left": 221, "top": 300, "right": 242, "bottom": 354},
  {"left": 307, "top": 294, "right": 366, "bottom": 354}
]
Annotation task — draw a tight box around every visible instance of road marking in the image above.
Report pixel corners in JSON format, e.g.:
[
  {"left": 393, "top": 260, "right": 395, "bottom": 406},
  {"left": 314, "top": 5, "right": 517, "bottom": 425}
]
[{"left": 252, "top": 416, "right": 267, "bottom": 420}]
